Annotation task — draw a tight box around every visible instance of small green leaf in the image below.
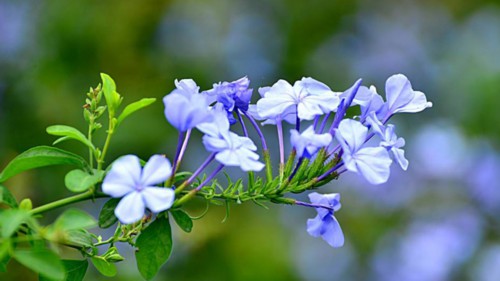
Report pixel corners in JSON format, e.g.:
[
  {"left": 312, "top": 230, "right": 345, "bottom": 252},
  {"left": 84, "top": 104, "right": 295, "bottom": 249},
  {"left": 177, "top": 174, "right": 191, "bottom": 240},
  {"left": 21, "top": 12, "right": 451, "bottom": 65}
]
[
  {"left": 100, "top": 73, "right": 122, "bottom": 115},
  {"left": 63, "top": 260, "right": 88, "bottom": 281},
  {"left": 98, "top": 198, "right": 120, "bottom": 228},
  {"left": 103, "top": 247, "right": 124, "bottom": 262},
  {"left": 54, "top": 209, "right": 96, "bottom": 230},
  {"left": 135, "top": 216, "right": 173, "bottom": 280},
  {"left": 39, "top": 260, "right": 89, "bottom": 281},
  {"left": 64, "top": 169, "right": 103, "bottom": 193},
  {"left": 66, "top": 229, "right": 94, "bottom": 248},
  {"left": 0, "top": 185, "right": 17, "bottom": 208},
  {"left": 46, "top": 125, "right": 95, "bottom": 150},
  {"left": 171, "top": 209, "right": 193, "bottom": 233},
  {"left": 0, "top": 209, "right": 31, "bottom": 238},
  {"left": 0, "top": 146, "right": 88, "bottom": 183},
  {"left": 116, "top": 98, "right": 156, "bottom": 126},
  {"left": 14, "top": 249, "right": 66, "bottom": 280},
  {"left": 91, "top": 257, "right": 117, "bottom": 277}
]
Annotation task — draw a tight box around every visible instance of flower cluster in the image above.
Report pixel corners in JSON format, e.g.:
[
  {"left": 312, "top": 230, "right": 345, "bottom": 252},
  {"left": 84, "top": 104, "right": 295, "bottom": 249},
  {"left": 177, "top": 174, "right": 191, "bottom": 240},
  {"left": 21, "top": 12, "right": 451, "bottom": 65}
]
[{"left": 102, "top": 74, "right": 431, "bottom": 248}]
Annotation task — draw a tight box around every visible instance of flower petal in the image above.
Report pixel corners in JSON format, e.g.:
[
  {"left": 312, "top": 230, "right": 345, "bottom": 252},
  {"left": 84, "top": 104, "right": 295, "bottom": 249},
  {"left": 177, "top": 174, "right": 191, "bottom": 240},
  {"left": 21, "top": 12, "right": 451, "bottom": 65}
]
[
  {"left": 141, "top": 155, "right": 172, "bottom": 186},
  {"left": 114, "top": 192, "right": 145, "bottom": 224},
  {"left": 102, "top": 155, "right": 141, "bottom": 197},
  {"left": 349, "top": 147, "right": 392, "bottom": 184},
  {"left": 320, "top": 215, "right": 345, "bottom": 248},
  {"left": 336, "top": 119, "right": 368, "bottom": 153},
  {"left": 307, "top": 215, "right": 324, "bottom": 238},
  {"left": 141, "top": 187, "right": 175, "bottom": 213}
]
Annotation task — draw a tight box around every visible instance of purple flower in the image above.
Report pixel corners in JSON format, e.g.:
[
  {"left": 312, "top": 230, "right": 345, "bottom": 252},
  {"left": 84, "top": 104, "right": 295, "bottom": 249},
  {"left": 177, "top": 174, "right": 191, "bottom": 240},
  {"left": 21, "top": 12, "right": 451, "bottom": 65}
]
[
  {"left": 163, "top": 79, "right": 213, "bottom": 132},
  {"left": 290, "top": 125, "right": 332, "bottom": 158},
  {"left": 306, "top": 192, "right": 344, "bottom": 248},
  {"left": 205, "top": 76, "right": 253, "bottom": 112},
  {"left": 102, "top": 155, "right": 175, "bottom": 224},
  {"left": 335, "top": 119, "right": 392, "bottom": 184},
  {"left": 383, "top": 74, "right": 432, "bottom": 118},
  {"left": 256, "top": 77, "right": 340, "bottom": 121}
]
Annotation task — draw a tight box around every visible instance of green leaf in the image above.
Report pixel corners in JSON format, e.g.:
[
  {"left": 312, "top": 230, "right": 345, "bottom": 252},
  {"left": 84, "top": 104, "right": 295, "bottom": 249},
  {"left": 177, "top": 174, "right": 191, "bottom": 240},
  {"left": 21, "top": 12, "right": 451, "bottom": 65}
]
[
  {"left": 135, "top": 216, "right": 173, "bottom": 280},
  {"left": 14, "top": 249, "right": 65, "bottom": 280},
  {"left": 98, "top": 198, "right": 120, "bottom": 228},
  {"left": 54, "top": 209, "right": 96, "bottom": 231},
  {"left": 91, "top": 257, "right": 117, "bottom": 277},
  {"left": 64, "top": 169, "right": 103, "bottom": 193},
  {"left": 39, "top": 260, "right": 88, "bottom": 281},
  {"left": 63, "top": 260, "right": 88, "bottom": 281},
  {"left": 66, "top": 229, "right": 94, "bottom": 248},
  {"left": 46, "top": 125, "right": 95, "bottom": 150},
  {"left": 116, "top": 98, "right": 156, "bottom": 126},
  {"left": 0, "top": 146, "right": 88, "bottom": 183},
  {"left": 171, "top": 209, "right": 193, "bottom": 233},
  {"left": 0, "top": 185, "right": 17, "bottom": 208},
  {"left": 100, "top": 73, "right": 122, "bottom": 115},
  {"left": 0, "top": 209, "right": 31, "bottom": 238}
]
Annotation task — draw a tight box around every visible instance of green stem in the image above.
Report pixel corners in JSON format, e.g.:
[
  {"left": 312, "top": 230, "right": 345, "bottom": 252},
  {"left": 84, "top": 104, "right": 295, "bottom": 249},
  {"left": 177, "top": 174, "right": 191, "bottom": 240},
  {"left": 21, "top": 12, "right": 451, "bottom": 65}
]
[
  {"left": 98, "top": 123, "right": 115, "bottom": 171},
  {"left": 88, "top": 120, "right": 94, "bottom": 169},
  {"left": 263, "top": 150, "right": 273, "bottom": 183},
  {"left": 30, "top": 191, "right": 109, "bottom": 215}
]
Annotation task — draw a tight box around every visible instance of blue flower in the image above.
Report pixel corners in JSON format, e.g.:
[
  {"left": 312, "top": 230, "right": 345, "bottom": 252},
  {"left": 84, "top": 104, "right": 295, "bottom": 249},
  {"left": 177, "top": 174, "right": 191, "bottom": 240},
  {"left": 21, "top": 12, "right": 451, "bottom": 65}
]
[
  {"left": 353, "top": 85, "right": 385, "bottom": 121},
  {"left": 102, "top": 155, "right": 175, "bottom": 224},
  {"left": 306, "top": 192, "right": 344, "bottom": 248},
  {"left": 383, "top": 74, "right": 432, "bottom": 117},
  {"left": 256, "top": 77, "right": 340, "bottom": 121},
  {"left": 366, "top": 113, "right": 408, "bottom": 170},
  {"left": 198, "top": 106, "right": 265, "bottom": 171},
  {"left": 290, "top": 125, "right": 332, "bottom": 158},
  {"left": 335, "top": 119, "right": 392, "bottom": 184},
  {"left": 248, "top": 87, "right": 297, "bottom": 125},
  {"left": 163, "top": 79, "right": 213, "bottom": 132}
]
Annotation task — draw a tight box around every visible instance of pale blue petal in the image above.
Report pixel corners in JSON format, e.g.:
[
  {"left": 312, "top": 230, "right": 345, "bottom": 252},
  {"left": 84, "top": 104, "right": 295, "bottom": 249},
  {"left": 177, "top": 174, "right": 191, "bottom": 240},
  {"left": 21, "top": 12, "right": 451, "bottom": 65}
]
[
  {"left": 235, "top": 149, "right": 265, "bottom": 171},
  {"left": 202, "top": 135, "right": 229, "bottom": 152},
  {"left": 141, "top": 187, "right": 175, "bottom": 213},
  {"left": 256, "top": 80, "right": 296, "bottom": 119},
  {"left": 393, "top": 90, "right": 433, "bottom": 114},
  {"left": 351, "top": 147, "right": 392, "bottom": 184},
  {"left": 114, "top": 192, "right": 145, "bottom": 224},
  {"left": 307, "top": 215, "right": 324, "bottom": 237},
  {"left": 321, "top": 215, "right": 345, "bottom": 248},
  {"left": 336, "top": 119, "right": 368, "bottom": 152},
  {"left": 141, "top": 155, "right": 172, "bottom": 186},
  {"left": 102, "top": 155, "right": 141, "bottom": 197},
  {"left": 392, "top": 147, "right": 409, "bottom": 170},
  {"left": 297, "top": 100, "right": 324, "bottom": 120},
  {"left": 385, "top": 74, "right": 414, "bottom": 113},
  {"left": 215, "top": 150, "right": 237, "bottom": 166},
  {"left": 196, "top": 105, "right": 229, "bottom": 137}
]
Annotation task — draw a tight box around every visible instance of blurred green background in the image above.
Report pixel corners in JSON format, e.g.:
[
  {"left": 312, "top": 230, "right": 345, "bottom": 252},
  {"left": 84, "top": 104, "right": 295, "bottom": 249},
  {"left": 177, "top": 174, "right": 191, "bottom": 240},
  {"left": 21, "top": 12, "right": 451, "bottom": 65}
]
[{"left": 2, "top": 0, "right": 500, "bottom": 280}]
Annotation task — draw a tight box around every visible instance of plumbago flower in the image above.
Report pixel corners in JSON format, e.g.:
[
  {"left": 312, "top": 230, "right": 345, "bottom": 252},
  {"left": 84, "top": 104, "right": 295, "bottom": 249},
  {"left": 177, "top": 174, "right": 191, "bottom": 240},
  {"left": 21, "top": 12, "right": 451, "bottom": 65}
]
[
  {"left": 290, "top": 125, "right": 332, "bottom": 158},
  {"left": 367, "top": 112, "right": 409, "bottom": 170},
  {"left": 102, "top": 155, "right": 175, "bottom": 224},
  {"left": 301, "top": 192, "right": 344, "bottom": 248},
  {"left": 163, "top": 79, "right": 212, "bottom": 131},
  {"left": 256, "top": 77, "right": 340, "bottom": 121},
  {"left": 197, "top": 106, "right": 265, "bottom": 171},
  {"left": 335, "top": 119, "right": 393, "bottom": 184},
  {"left": 203, "top": 76, "right": 253, "bottom": 124}
]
